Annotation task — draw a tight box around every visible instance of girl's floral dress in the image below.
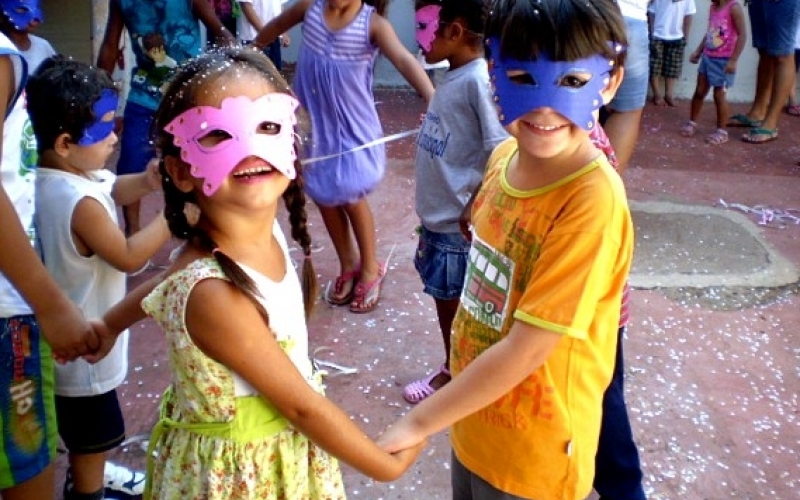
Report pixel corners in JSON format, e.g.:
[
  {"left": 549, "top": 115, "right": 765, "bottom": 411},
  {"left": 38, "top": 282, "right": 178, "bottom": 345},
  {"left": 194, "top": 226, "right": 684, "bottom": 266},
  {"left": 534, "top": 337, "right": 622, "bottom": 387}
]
[{"left": 141, "top": 225, "right": 345, "bottom": 500}]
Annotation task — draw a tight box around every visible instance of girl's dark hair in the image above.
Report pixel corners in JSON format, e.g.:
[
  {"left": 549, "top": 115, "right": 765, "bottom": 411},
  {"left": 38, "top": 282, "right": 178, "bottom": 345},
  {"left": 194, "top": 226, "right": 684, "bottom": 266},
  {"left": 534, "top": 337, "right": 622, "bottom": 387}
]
[
  {"left": 485, "top": 0, "right": 627, "bottom": 72},
  {"left": 154, "top": 47, "right": 318, "bottom": 320},
  {"left": 365, "top": 0, "right": 390, "bottom": 17},
  {"left": 26, "top": 55, "right": 117, "bottom": 154}
]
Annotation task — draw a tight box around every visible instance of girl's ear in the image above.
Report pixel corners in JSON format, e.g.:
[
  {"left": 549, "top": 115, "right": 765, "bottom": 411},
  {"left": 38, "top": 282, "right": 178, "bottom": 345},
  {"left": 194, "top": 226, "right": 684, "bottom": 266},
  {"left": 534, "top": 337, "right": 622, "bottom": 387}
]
[
  {"left": 600, "top": 66, "right": 625, "bottom": 105},
  {"left": 53, "top": 132, "right": 73, "bottom": 158},
  {"left": 164, "top": 156, "right": 196, "bottom": 194}
]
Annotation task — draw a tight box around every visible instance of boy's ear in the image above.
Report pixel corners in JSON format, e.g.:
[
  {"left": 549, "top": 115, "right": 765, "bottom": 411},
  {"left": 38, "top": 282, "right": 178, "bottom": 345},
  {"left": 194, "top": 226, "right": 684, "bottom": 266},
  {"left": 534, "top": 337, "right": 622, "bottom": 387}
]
[
  {"left": 600, "top": 67, "right": 625, "bottom": 105},
  {"left": 449, "top": 19, "right": 467, "bottom": 40},
  {"left": 164, "top": 156, "right": 197, "bottom": 194},
  {"left": 53, "top": 133, "right": 74, "bottom": 158}
]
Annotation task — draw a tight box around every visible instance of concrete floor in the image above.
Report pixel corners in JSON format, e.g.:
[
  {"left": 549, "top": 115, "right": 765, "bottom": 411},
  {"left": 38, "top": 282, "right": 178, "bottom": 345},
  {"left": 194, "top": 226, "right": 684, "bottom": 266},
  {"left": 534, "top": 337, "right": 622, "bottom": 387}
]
[{"left": 57, "top": 91, "right": 800, "bottom": 499}]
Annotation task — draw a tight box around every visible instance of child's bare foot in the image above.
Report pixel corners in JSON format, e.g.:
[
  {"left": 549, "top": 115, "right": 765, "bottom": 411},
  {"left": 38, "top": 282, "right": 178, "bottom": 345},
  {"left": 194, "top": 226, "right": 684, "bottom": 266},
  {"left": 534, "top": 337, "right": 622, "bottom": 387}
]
[
  {"left": 652, "top": 95, "right": 665, "bottom": 106},
  {"left": 664, "top": 96, "right": 676, "bottom": 107}
]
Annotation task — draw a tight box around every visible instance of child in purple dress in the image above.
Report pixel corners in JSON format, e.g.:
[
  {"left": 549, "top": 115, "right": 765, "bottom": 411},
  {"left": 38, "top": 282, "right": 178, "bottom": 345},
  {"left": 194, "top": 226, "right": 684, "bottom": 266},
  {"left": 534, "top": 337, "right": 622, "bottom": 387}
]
[{"left": 254, "top": 0, "right": 434, "bottom": 313}]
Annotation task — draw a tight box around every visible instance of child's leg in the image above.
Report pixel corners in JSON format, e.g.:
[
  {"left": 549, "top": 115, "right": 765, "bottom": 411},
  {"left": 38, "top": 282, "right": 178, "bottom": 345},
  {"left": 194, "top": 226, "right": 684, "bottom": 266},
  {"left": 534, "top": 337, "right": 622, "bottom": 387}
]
[
  {"left": 318, "top": 204, "right": 360, "bottom": 303},
  {"left": 404, "top": 228, "right": 469, "bottom": 403},
  {"left": 663, "top": 39, "right": 685, "bottom": 106},
  {"left": 65, "top": 452, "right": 107, "bottom": 499},
  {"left": 343, "top": 198, "right": 383, "bottom": 312},
  {"left": 713, "top": 86, "right": 730, "bottom": 130},
  {"left": 56, "top": 390, "right": 131, "bottom": 499},
  {"left": 664, "top": 77, "right": 678, "bottom": 106},
  {"left": 648, "top": 39, "right": 664, "bottom": 105},
  {"left": 689, "top": 73, "right": 711, "bottom": 122},
  {"left": 649, "top": 75, "right": 663, "bottom": 105},
  {"left": 1, "top": 465, "right": 56, "bottom": 500}
]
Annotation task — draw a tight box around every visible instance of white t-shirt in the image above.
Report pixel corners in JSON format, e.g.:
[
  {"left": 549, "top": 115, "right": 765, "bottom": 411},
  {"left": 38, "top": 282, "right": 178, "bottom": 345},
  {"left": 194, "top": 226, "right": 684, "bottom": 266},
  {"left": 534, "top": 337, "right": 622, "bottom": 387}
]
[
  {"left": 648, "top": 0, "right": 697, "bottom": 40},
  {"left": 20, "top": 35, "right": 55, "bottom": 74},
  {"left": 35, "top": 168, "right": 129, "bottom": 396},
  {"left": 237, "top": 0, "right": 287, "bottom": 42},
  {"left": 0, "top": 34, "right": 38, "bottom": 317}
]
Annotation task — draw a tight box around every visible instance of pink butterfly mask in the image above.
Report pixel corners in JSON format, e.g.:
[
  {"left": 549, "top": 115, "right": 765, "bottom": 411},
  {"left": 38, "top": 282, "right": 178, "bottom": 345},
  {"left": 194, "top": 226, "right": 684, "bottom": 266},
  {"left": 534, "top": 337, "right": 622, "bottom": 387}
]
[
  {"left": 165, "top": 93, "right": 299, "bottom": 196},
  {"left": 416, "top": 5, "right": 441, "bottom": 53}
]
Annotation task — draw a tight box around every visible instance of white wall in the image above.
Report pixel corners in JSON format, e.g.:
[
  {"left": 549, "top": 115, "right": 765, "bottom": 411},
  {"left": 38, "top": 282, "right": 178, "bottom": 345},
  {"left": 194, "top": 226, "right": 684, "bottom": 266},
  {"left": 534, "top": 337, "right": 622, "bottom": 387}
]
[
  {"left": 282, "top": 0, "right": 761, "bottom": 101},
  {"left": 36, "top": 0, "right": 764, "bottom": 102}
]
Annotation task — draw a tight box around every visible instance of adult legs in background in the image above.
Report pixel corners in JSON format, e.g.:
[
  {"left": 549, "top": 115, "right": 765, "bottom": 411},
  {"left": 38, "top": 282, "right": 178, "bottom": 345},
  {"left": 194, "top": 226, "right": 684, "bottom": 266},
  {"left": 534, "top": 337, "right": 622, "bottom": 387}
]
[
  {"left": 603, "top": 16, "right": 649, "bottom": 173},
  {"left": 740, "top": 0, "right": 800, "bottom": 143},
  {"left": 594, "top": 327, "right": 647, "bottom": 500}
]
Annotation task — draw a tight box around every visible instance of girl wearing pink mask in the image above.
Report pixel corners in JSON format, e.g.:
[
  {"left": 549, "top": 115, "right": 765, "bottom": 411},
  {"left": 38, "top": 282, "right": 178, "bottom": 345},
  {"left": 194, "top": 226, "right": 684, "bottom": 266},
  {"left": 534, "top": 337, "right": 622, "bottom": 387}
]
[
  {"left": 254, "top": 0, "right": 434, "bottom": 313},
  {"left": 90, "top": 48, "right": 423, "bottom": 500}
]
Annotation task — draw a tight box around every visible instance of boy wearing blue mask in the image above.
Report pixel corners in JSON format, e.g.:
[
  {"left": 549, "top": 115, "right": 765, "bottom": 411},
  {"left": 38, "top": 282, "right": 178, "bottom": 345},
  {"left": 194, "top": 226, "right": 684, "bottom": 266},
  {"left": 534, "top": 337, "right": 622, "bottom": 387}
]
[{"left": 379, "top": 0, "right": 634, "bottom": 498}]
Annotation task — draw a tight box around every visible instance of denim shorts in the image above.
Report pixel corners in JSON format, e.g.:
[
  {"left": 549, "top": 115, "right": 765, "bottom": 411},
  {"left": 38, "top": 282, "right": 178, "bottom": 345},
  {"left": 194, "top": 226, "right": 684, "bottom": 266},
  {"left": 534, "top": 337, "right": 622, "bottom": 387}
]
[
  {"left": 414, "top": 226, "right": 470, "bottom": 301},
  {"left": 117, "top": 100, "right": 156, "bottom": 175},
  {"left": 0, "top": 315, "right": 57, "bottom": 489},
  {"left": 56, "top": 389, "right": 125, "bottom": 454},
  {"left": 609, "top": 17, "right": 649, "bottom": 112},
  {"left": 699, "top": 55, "right": 736, "bottom": 89},
  {"left": 749, "top": 0, "right": 800, "bottom": 56}
]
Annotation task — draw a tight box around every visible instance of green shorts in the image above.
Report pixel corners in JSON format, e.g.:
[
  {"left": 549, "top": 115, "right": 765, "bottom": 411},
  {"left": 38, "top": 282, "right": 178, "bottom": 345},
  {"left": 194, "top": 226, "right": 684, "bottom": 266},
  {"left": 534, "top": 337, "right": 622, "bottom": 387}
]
[{"left": 0, "top": 315, "right": 57, "bottom": 489}]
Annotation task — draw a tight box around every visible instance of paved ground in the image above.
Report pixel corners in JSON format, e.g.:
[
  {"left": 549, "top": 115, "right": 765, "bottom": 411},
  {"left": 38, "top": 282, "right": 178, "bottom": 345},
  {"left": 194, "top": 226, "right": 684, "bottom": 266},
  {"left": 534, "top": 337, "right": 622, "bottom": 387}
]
[{"left": 55, "top": 91, "right": 800, "bottom": 499}]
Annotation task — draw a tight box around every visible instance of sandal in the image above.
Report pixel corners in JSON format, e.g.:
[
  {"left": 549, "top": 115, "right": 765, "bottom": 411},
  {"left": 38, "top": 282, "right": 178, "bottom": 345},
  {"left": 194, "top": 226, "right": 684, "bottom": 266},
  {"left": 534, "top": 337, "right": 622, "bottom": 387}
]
[
  {"left": 679, "top": 120, "right": 697, "bottom": 137},
  {"left": 326, "top": 268, "right": 360, "bottom": 305},
  {"left": 786, "top": 105, "right": 800, "bottom": 117},
  {"left": 704, "top": 128, "right": 728, "bottom": 145},
  {"left": 727, "top": 113, "right": 762, "bottom": 128},
  {"left": 403, "top": 364, "right": 451, "bottom": 404},
  {"left": 741, "top": 127, "right": 778, "bottom": 144},
  {"left": 348, "top": 264, "right": 386, "bottom": 313}
]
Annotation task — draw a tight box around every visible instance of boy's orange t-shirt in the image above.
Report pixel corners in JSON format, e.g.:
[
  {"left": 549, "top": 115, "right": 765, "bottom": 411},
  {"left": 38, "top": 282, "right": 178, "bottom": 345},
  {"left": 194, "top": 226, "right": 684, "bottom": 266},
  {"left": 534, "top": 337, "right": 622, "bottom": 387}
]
[{"left": 450, "top": 138, "right": 634, "bottom": 500}]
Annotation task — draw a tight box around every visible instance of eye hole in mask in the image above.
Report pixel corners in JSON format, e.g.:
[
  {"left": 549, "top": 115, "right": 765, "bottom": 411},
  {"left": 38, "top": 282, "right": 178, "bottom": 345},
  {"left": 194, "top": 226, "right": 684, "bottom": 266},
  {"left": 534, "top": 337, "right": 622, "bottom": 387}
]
[
  {"left": 196, "top": 121, "right": 283, "bottom": 149},
  {"left": 505, "top": 69, "right": 592, "bottom": 90}
]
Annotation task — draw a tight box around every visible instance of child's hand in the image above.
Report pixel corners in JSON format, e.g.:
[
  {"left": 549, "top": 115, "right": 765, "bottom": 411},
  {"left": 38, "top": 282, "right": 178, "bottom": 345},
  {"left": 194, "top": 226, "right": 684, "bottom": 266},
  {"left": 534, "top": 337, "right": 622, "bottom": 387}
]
[
  {"left": 377, "top": 420, "right": 426, "bottom": 455},
  {"left": 459, "top": 208, "right": 473, "bottom": 242},
  {"left": 725, "top": 60, "right": 737, "bottom": 74},
  {"left": 389, "top": 440, "right": 427, "bottom": 476},
  {"left": 145, "top": 158, "right": 163, "bottom": 191},
  {"left": 82, "top": 318, "right": 119, "bottom": 364},
  {"left": 690, "top": 52, "right": 701, "bottom": 64}
]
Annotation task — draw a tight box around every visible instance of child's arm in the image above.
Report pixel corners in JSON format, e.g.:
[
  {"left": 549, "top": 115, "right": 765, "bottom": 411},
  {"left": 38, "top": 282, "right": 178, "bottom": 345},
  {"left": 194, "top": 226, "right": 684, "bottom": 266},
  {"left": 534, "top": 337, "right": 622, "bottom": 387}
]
[
  {"left": 682, "top": 13, "right": 693, "bottom": 43},
  {"left": 71, "top": 196, "right": 170, "bottom": 274},
  {"left": 378, "top": 320, "right": 562, "bottom": 453},
  {"left": 252, "top": 0, "right": 309, "bottom": 50},
  {"left": 84, "top": 272, "right": 166, "bottom": 363},
  {"left": 192, "top": 0, "right": 237, "bottom": 46},
  {"left": 369, "top": 15, "right": 434, "bottom": 103},
  {"left": 186, "top": 278, "right": 424, "bottom": 481},
  {"left": 0, "top": 57, "right": 97, "bottom": 361},
  {"left": 240, "top": 1, "right": 265, "bottom": 31},
  {"left": 111, "top": 158, "right": 161, "bottom": 206},
  {"left": 726, "top": 3, "right": 748, "bottom": 73},
  {"left": 97, "top": 0, "right": 124, "bottom": 74},
  {"left": 689, "top": 38, "right": 703, "bottom": 64}
]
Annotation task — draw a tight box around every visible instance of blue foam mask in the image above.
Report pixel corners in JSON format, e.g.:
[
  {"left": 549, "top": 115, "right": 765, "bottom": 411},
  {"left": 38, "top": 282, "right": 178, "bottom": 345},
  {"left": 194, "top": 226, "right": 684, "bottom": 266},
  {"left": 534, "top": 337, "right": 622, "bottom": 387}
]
[
  {"left": 487, "top": 37, "right": 623, "bottom": 131},
  {"left": 79, "top": 89, "right": 118, "bottom": 146},
  {"left": 1, "top": 0, "right": 43, "bottom": 31}
]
